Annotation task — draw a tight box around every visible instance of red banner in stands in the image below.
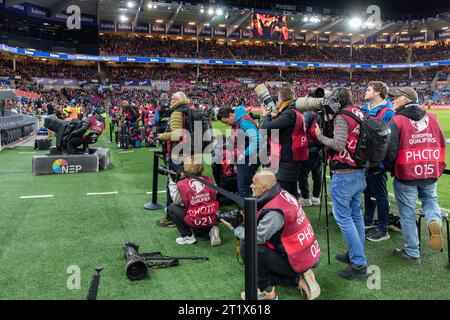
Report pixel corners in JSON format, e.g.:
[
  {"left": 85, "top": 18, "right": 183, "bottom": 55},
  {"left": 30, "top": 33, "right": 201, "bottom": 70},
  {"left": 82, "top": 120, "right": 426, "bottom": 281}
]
[{"left": 15, "top": 90, "right": 40, "bottom": 99}]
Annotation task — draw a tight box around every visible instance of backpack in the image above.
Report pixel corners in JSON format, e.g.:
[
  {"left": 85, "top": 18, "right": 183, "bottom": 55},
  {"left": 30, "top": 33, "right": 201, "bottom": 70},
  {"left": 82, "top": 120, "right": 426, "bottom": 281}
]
[
  {"left": 178, "top": 105, "right": 213, "bottom": 154},
  {"left": 338, "top": 110, "right": 391, "bottom": 168}
]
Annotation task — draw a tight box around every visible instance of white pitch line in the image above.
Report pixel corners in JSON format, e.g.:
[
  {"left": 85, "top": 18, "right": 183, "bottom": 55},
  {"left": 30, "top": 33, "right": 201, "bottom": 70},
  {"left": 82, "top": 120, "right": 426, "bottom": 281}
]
[
  {"left": 118, "top": 151, "right": 134, "bottom": 154},
  {"left": 20, "top": 194, "right": 53, "bottom": 199},
  {"left": 146, "top": 191, "right": 167, "bottom": 195},
  {"left": 87, "top": 192, "right": 118, "bottom": 196},
  {"left": 18, "top": 152, "right": 36, "bottom": 154}
]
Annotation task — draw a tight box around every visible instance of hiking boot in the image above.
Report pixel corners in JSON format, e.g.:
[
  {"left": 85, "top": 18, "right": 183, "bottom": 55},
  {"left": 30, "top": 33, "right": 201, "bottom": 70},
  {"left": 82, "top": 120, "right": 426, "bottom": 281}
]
[
  {"left": 393, "top": 249, "right": 421, "bottom": 264},
  {"left": 311, "top": 196, "right": 321, "bottom": 206},
  {"left": 155, "top": 218, "right": 176, "bottom": 228},
  {"left": 176, "top": 234, "right": 197, "bottom": 245},
  {"left": 241, "top": 287, "right": 279, "bottom": 300},
  {"left": 337, "top": 264, "right": 369, "bottom": 280},
  {"left": 366, "top": 228, "right": 391, "bottom": 242},
  {"left": 428, "top": 220, "right": 444, "bottom": 251},
  {"left": 209, "top": 226, "right": 221, "bottom": 247},
  {"left": 335, "top": 252, "right": 351, "bottom": 264},
  {"left": 300, "top": 198, "right": 313, "bottom": 207},
  {"left": 298, "top": 269, "right": 321, "bottom": 300}
]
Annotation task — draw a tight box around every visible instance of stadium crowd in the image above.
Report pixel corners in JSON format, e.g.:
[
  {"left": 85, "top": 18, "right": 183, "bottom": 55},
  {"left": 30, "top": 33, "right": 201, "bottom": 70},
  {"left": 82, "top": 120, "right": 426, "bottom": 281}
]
[{"left": 99, "top": 34, "right": 450, "bottom": 64}]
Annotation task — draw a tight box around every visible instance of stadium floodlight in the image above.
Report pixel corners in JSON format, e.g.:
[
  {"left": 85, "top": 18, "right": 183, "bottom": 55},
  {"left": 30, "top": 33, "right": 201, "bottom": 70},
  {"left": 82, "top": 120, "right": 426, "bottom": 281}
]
[
  {"left": 349, "top": 17, "right": 362, "bottom": 29},
  {"left": 147, "top": 2, "right": 153, "bottom": 9},
  {"left": 120, "top": 15, "right": 128, "bottom": 22},
  {"left": 127, "top": 1, "right": 134, "bottom": 8},
  {"left": 310, "top": 17, "right": 320, "bottom": 23},
  {"left": 443, "top": 27, "right": 449, "bottom": 30},
  {"left": 208, "top": 8, "right": 214, "bottom": 15},
  {"left": 216, "top": 9, "right": 224, "bottom": 15},
  {"left": 303, "top": 16, "right": 309, "bottom": 22},
  {"left": 200, "top": 8, "right": 204, "bottom": 13}
]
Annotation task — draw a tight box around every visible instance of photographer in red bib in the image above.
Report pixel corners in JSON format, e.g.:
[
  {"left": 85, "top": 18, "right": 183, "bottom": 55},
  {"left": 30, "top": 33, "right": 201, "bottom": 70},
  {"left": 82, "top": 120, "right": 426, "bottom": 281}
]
[
  {"left": 166, "top": 156, "right": 221, "bottom": 247},
  {"left": 384, "top": 87, "right": 446, "bottom": 263},
  {"left": 221, "top": 171, "right": 321, "bottom": 301}
]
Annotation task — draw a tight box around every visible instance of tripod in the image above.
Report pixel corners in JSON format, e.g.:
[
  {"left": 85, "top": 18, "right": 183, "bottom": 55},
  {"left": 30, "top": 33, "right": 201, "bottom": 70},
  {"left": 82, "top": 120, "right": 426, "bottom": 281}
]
[{"left": 317, "top": 111, "right": 331, "bottom": 265}]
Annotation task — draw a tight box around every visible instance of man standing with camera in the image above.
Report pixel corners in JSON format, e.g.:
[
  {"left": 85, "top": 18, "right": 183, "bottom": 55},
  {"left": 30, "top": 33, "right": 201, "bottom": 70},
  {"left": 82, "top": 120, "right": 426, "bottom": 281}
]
[
  {"left": 221, "top": 171, "right": 320, "bottom": 300},
  {"left": 260, "top": 87, "right": 309, "bottom": 197},
  {"left": 217, "top": 105, "right": 261, "bottom": 199},
  {"left": 361, "top": 81, "right": 395, "bottom": 242},
  {"left": 312, "top": 88, "right": 369, "bottom": 280},
  {"left": 384, "top": 87, "right": 446, "bottom": 263}
]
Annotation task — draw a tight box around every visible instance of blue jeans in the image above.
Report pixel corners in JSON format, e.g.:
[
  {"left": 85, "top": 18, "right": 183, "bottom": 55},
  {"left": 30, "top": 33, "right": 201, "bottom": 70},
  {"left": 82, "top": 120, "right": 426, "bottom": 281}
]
[
  {"left": 364, "top": 170, "right": 390, "bottom": 233},
  {"left": 393, "top": 179, "right": 442, "bottom": 258},
  {"left": 237, "top": 163, "right": 260, "bottom": 198},
  {"left": 330, "top": 170, "right": 367, "bottom": 266}
]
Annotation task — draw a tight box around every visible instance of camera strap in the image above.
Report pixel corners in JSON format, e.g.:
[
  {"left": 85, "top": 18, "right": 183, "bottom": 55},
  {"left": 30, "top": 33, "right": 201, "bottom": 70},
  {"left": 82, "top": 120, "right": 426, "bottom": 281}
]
[{"left": 183, "top": 172, "right": 245, "bottom": 209}]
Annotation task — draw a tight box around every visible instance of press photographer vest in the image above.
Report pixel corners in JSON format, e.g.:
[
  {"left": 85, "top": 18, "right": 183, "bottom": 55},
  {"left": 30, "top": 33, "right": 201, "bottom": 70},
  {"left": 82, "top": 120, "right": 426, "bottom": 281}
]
[
  {"left": 82, "top": 116, "right": 105, "bottom": 142},
  {"left": 393, "top": 113, "right": 446, "bottom": 181},
  {"left": 257, "top": 190, "right": 321, "bottom": 273},
  {"left": 178, "top": 176, "right": 219, "bottom": 229},
  {"left": 330, "top": 106, "right": 364, "bottom": 170},
  {"left": 270, "top": 109, "right": 309, "bottom": 166}
]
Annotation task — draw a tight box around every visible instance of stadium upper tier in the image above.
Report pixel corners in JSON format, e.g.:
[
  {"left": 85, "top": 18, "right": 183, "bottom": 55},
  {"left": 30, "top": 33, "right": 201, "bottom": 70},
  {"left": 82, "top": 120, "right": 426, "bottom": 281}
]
[{"left": 1, "top": 39, "right": 450, "bottom": 69}]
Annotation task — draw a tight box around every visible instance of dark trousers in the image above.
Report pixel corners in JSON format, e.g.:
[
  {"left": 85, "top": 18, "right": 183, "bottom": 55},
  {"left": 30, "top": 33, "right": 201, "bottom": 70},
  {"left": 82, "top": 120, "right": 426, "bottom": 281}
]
[
  {"left": 364, "top": 169, "right": 390, "bottom": 233},
  {"left": 67, "top": 136, "right": 88, "bottom": 154},
  {"left": 237, "top": 163, "right": 260, "bottom": 198},
  {"left": 167, "top": 203, "right": 213, "bottom": 238},
  {"left": 298, "top": 151, "right": 323, "bottom": 199},
  {"left": 279, "top": 180, "right": 298, "bottom": 198},
  {"left": 240, "top": 243, "right": 298, "bottom": 291}
]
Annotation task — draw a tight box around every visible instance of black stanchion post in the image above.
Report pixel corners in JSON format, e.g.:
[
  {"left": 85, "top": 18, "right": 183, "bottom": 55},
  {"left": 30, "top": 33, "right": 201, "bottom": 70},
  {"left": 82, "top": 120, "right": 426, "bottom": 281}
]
[
  {"left": 144, "top": 151, "right": 164, "bottom": 210},
  {"left": 244, "top": 197, "right": 258, "bottom": 301}
]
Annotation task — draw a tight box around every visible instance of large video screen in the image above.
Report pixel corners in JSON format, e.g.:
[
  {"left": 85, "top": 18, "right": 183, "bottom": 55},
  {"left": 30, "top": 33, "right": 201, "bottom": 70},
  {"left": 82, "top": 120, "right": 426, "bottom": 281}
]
[{"left": 250, "top": 13, "right": 289, "bottom": 41}]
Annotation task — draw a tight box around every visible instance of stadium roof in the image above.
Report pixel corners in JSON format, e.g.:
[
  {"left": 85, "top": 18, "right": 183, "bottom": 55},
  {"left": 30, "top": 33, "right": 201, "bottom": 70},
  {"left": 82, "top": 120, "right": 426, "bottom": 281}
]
[{"left": 4, "top": 1, "right": 450, "bottom": 44}]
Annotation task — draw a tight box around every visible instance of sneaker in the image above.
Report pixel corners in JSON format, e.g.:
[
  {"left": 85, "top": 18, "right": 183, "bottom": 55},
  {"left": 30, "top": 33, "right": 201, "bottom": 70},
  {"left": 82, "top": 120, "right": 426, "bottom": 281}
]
[
  {"left": 364, "top": 220, "right": 376, "bottom": 230},
  {"left": 335, "top": 252, "right": 350, "bottom": 264},
  {"left": 176, "top": 234, "right": 197, "bottom": 245},
  {"left": 240, "top": 287, "right": 279, "bottom": 300},
  {"left": 428, "top": 220, "right": 444, "bottom": 251},
  {"left": 298, "top": 269, "right": 321, "bottom": 300},
  {"left": 337, "top": 264, "right": 369, "bottom": 280},
  {"left": 209, "top": 226, "right": 221, "bottom": 247},
  {"left": 393, "top": 249, "right": 421, "bottom": 264},
  {"left": 311, "top": 197, "right": 321, "bottom": 206},
  {"left": 155, "top": 218, "right": 176, "bottom": 228},
  {"left": 366, "top": 228, "right": 390, "bottom": 242},
  {"left": 387, "top": 213, "right": 402, "bottom": 232},
  {"left": 300, "top": 198, "right": 312, "bottom": 207}
]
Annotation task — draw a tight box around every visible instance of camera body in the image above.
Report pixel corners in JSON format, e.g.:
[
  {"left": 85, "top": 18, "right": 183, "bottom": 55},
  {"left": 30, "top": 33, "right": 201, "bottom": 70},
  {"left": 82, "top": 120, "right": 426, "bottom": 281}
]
[{"left": 217, "top": 209, "right": 243, "bottom": 228}]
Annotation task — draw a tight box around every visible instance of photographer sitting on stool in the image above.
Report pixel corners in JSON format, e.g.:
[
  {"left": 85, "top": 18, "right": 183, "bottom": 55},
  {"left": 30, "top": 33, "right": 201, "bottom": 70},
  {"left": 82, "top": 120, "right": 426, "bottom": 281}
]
[
  {"left": 221, "top": 171, "right": 321, "bottom": 300},
  {"left": 167, "top": 156, "right": 221, "bottom": 247}
]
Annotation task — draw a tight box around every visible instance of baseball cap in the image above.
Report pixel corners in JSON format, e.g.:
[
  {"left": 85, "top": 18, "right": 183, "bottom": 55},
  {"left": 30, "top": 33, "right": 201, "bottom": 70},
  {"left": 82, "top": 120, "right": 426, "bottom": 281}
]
[{"left": 389, "top": 87, "right": 418, "bottom": 102}]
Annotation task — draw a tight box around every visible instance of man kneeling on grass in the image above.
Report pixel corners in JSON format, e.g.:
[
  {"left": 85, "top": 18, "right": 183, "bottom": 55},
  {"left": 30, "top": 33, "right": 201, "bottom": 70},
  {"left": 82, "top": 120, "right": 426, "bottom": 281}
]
[
  {"left": 221, "top": 171, "right": 321, "bottom": 300},
  {"left": 167, "top": 156, "right": 221, "bottom": 247}
]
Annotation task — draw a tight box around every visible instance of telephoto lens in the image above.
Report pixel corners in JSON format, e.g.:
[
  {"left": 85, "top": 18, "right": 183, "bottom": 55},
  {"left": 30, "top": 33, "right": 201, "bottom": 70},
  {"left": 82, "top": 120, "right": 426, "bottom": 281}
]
[
  {"left": 123, "top": 242, "right": 148, "bottom": 281},
  {"left": 254, "top": 84, "right": 276, "bottom": 113}
]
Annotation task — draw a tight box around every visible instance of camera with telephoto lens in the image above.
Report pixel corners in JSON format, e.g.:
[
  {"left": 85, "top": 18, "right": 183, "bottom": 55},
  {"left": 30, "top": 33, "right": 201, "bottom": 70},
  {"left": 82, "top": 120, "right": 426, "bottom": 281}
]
[
  {"left": 217, "top": 209, "right": 243, "bottom": 228},
  {"left": 295, "top": 89, "right": 342, "bottom": 115},
  {"left": 123, "top": 242, "right": 148, "bottom": 281},
  {"left": 253, "top": 84, "right": 276, "bottom": 113},
  {"left": 158, "top": 166, "right": 182, "bottom": 182}
]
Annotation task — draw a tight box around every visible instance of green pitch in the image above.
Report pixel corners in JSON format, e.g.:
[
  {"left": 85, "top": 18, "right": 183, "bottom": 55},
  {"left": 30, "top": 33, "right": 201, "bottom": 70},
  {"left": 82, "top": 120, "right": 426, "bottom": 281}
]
[{"left": 0, "top": 111, "right": 449, "bottom": 300}]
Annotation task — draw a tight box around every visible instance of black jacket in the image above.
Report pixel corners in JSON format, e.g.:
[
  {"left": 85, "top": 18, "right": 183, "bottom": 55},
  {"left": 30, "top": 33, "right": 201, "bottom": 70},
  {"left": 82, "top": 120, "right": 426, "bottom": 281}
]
[
  {"left": 384, "top": 103, "right": 439, "bottom": 186},
  {"left": 260, "top": 101, "right": 300, "bottom": 182}
]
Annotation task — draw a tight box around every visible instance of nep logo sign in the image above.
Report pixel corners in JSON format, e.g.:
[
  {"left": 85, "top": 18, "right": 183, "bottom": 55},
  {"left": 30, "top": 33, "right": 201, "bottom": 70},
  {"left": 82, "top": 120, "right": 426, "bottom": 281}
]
[{"left": 52, "top": 159, "right": 82, "bottom": 174}]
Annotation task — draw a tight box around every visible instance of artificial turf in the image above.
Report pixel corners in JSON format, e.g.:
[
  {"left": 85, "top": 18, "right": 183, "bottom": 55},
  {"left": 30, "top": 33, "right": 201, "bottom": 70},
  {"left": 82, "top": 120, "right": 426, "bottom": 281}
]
[{"left": 0, "top": 114, "right": 449, "bottom": 300}]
